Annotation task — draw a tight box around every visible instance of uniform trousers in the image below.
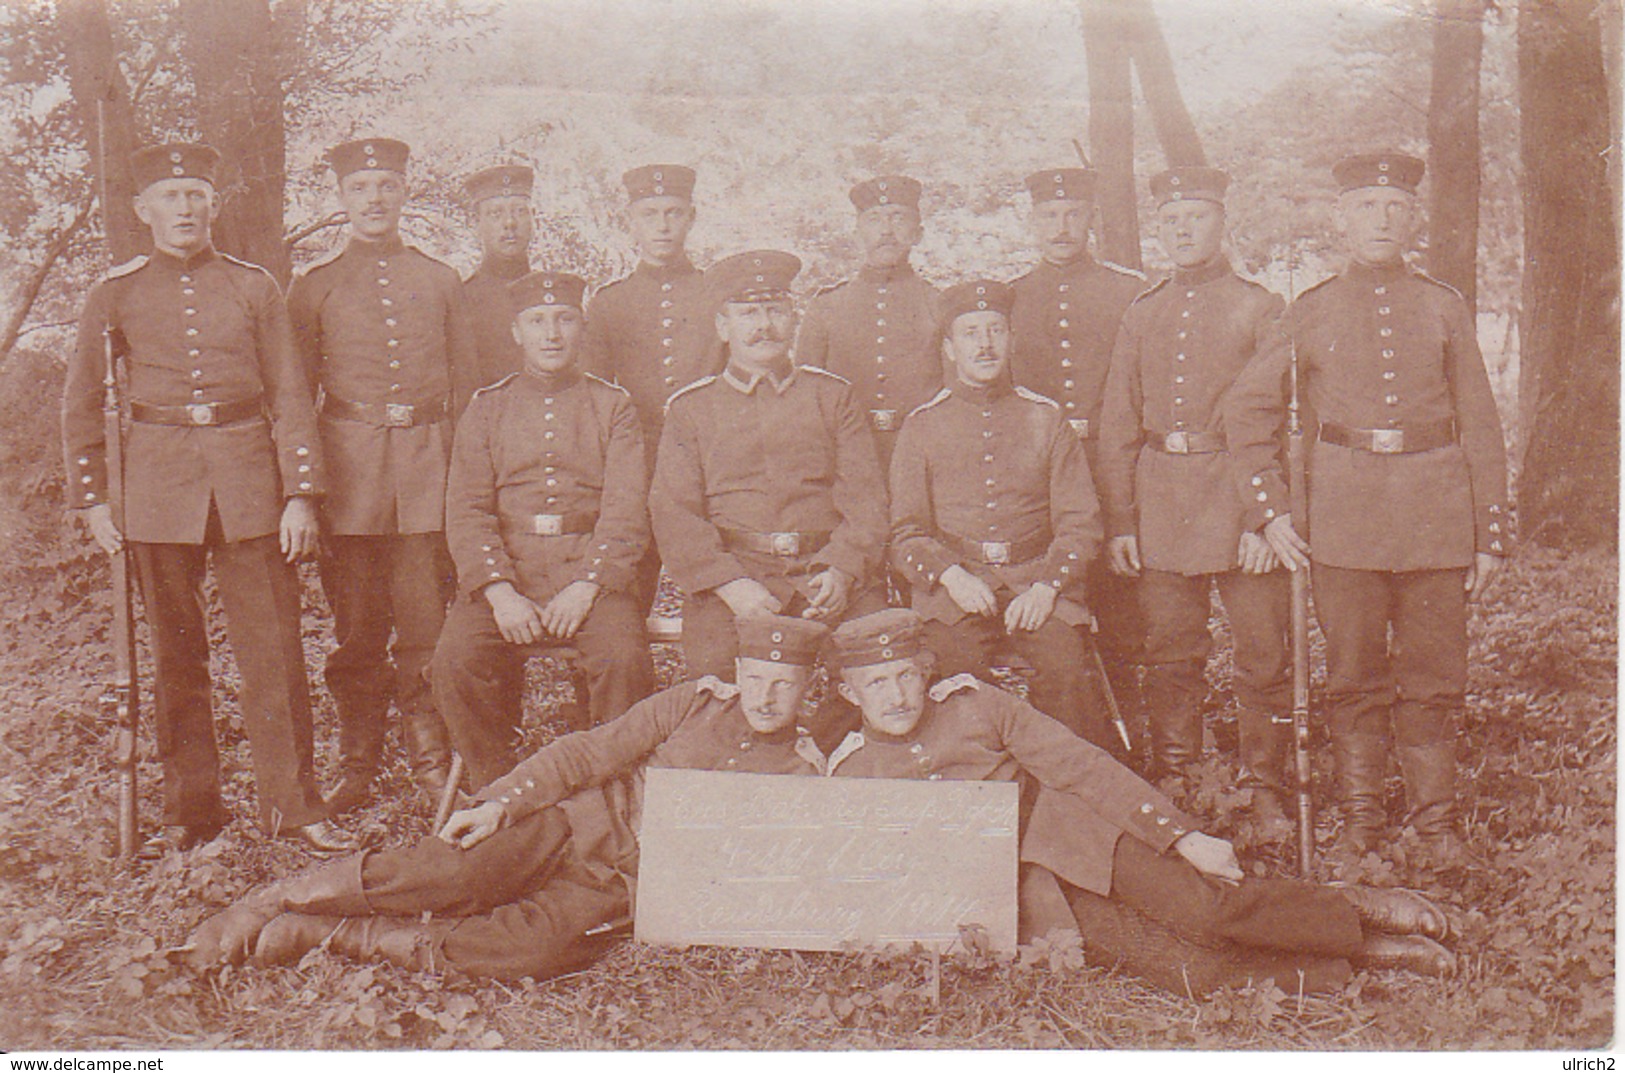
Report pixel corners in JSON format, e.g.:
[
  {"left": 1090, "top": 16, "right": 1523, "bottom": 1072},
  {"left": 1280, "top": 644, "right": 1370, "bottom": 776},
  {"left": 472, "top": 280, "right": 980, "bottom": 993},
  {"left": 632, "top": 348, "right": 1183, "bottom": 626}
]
[
  {"left": 920, "top": 615, "right": 1116, "bottom": 754},
  {"left": 319, "top": 532, "right": 453, "bottom": 775},
  {"left": 430, "top": 591, "right": 656, "bottom": 790},
  {"left": 131, "top": 519, "right": 326, "bottom": 832},
  {"left": 1312, "top": 564, "right": 1467, "bottom": 746},
  {"left": 1140, "top": 568, "right": 1292, "bottom": 715},
  {"left": 1061, "top": 836, "right": 1361, "bottom": 997},
  {"left": 357, "top": 806, "right": 625, "bottom": 980}
]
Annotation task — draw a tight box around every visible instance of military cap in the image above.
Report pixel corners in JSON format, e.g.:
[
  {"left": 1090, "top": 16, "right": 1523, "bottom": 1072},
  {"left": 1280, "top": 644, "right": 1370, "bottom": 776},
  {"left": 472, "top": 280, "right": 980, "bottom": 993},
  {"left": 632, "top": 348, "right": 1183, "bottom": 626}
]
[
  {"left": 327, "top": 137, "right": 411, "bottom": 179},
  {"left": 849, "top": 175, "right": 923, "bottom": 213},
  {"left": 622, "top": 164, "right": 695, "bottom": 203},
  {"left": 707, "top": 249, "right": 801, "bottom": 305},
  {"left": 829, "top": 608, "right": 927, "bottom": 671},
  {"left": 509, "top": 271, "right": 587, "bottom": 314},
  {"left": 1333, "top": 151, "right": 1425, "bottom": 194},
  {"left": 1025, "top": 168, "right": 1096, "bottom": 203},
  {"left": 131, "top": 143, "right": 221, "bottom": 192},
  {"left": 737, "top": 613, "right": 830, "bottom": 666},
  {"left": 941, "top": 279, "right": 1016, "bottom": 325},
  {"left": 1150, "top": 166, "right": 1230, "bottom": 207},
  {"left": 463, "top": 163, "right": 534, "bottom": 204}
]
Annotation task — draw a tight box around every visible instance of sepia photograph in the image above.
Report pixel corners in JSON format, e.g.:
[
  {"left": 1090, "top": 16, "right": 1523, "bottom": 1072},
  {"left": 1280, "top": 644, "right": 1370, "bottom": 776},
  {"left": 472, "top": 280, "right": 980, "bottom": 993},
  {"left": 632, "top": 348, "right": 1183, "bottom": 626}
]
[{"left": 0, "top": 0, "right": 1616, "bottom": 1056}]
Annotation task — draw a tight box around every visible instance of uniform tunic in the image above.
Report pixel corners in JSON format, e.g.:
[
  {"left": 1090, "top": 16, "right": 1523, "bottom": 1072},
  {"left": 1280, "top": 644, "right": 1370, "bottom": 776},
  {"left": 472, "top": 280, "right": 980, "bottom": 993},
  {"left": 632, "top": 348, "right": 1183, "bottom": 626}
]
[
  {"left": 432, "top": 367, "right": 654, "bottom": 786},
  {"left": 355, "top": 677, "right": 824, "bottom": 981},
  {"left": 796, "top": 263, "right": 944, "bottom": 465},
  {"left": 459, "top": 253, "right": 529, "bottom": 409},
  {"left": 61, "top": 245, "right": 327, "bottom": 831},
  {"left": 651, "top": 364, "right": 890, "bottom": 677}
]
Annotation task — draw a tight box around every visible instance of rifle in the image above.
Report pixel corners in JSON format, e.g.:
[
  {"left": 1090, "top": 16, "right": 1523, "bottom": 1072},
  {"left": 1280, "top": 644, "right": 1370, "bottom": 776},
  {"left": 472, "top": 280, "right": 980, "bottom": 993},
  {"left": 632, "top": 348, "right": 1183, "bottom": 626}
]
[
  {"left": 1284, "top": 260, "right": 1313, "bottom": 877},
  {"left": 95, "top": 99, "right": 141, "bottom": 860}
]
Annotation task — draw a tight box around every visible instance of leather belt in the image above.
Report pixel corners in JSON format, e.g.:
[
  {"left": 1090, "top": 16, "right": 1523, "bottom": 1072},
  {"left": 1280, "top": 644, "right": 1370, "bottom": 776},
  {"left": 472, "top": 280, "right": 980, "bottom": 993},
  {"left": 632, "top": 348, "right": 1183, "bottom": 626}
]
[
  {"left": 1319, "top": 418, "right": 1456, "bottom": 455},
  {"left": 130, "top": 396, "right": 263, "bottom": 427},
  {"left": 526, "top": 512, "right": 597, "bottom": 537},
  {"left": 1067, "top": 417, "right": 1092, "bottom": 439},
  {"left": 869, "top": 408, "right": 901, "bottom": 432},
  {"left": 322, "top": 394, "right": 447, "bottom": 428},
  {"left": 937, "top": 529, "right": 1051, "bottom": 567},
  {"left": 1146, "top": 429, "right": 1225, "bottom": 455},
  {"left": 720, "top": 528, "right": 831, "bottom": 557}
]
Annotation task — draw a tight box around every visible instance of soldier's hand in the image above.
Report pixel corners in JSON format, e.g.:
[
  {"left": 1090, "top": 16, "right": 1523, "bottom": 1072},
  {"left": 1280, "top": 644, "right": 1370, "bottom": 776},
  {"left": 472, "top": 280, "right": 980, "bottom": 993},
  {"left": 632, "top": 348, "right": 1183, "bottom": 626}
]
[
  {"left": 940, "top": 565, "right": 998, "bottom": 617},
  {"left": 80, "top": 503, "right": 123, "bottom": 555},
  {"left": 1466, "top": 551, "right": 1504, "bottom": 602},
  {"left": 1236, "top": 531, "right": 1279, "bottom": 575},
  {"left": 484, "top": 582, "right": 547, "bottom": 645},
  {"left": 279, "top": 496, "right": 320, "bottom": 563},
  {"left": 541, "top": 580, "right": 600, "bottom": 639},
  {"left": 716, "top": 577, "right": 783, "bottom": 618},
  {"left": 1173, "top": 831, "right": 1245, "bottom": 881},
  {"left": 1107, "top": 535, "right": 1141, "bottom": 577},
  {"left": 1004, "top": 582, "right": 1058, "bottom": 633},
  {"left": 438, "top": 800, "right": 508, "bottom": 849},
  {"left": 803, "top": 567, "right": 853, "bottom": 620},
  {"left": 1262, "top": 515, "right": 1311, "bottom": 572}
]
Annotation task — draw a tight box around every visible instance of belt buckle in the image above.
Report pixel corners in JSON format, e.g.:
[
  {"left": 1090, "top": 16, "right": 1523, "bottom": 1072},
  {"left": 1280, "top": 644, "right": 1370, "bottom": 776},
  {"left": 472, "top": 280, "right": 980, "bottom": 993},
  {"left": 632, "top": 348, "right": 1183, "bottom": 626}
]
[
  {"left": 1164, "top": 430, "right": 1190, "bottom": 454},
  {"left": 1371, "top": 428, "right": 1404, "bottom": 454},
  {"left": 186, "top": 403, "right": 216, "bottom": 426},
  {"left": 770, "top": 532, "right": 801, "bottom": 556},
  {"left": 870, "top": 408, "right": 899, "bottom": 432},
  {"left": 384, "top": 402, "right": 414, "bottom": 428},
  {"left": 981, "top": 541, "right": 1011, "bottom": 565},
  {"left": 534, "top": 514, "right": 564, "bottom": 537},
  {"left": 1068, "top": 418, "right": 1090, "bottom": 438}
]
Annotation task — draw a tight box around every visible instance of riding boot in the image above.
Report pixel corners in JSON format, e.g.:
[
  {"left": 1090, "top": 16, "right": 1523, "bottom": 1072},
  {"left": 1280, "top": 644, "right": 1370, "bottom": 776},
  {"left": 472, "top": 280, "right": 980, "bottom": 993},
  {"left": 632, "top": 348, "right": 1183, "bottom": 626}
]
[
  {"left": 324, "top": 699, "right": 387, "bottom": 815},
  {"left": 1396, "top": 741, "right": 1462, "bottom": 867},
  {"left": 327, "top": 916, "right": 455, "bottom": 973},
  {"left": 1351, "top": 934, "right": 1457, "bottom": 976},
  {"left": 252, "top": 913, "right": 345, "bottom": 967},
  {"left": 1333, "top": 732, "right": 1389, "bottom": 853},
  {"left": 1237, "top": 707, "right": 1294, "bottom": 843},
  {"left": 401, "top": 701, "right": 454, "bottom": 805},
  {"left": 1143, "top": 661, "right": 1204, "bottom": 799},
  {"left": 1330, "top": 884, "right": 1450, "bottom": 940},
  {"left": 183, "top": 853, "right": 369, "bottom": 969}
]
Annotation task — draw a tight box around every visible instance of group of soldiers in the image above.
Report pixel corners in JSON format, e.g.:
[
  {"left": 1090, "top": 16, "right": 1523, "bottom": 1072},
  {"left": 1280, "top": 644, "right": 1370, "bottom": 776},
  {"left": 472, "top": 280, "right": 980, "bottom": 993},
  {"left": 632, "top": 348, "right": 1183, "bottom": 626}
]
[{"left": 64, "top": 132, "right": 1508, "bottom": 997}]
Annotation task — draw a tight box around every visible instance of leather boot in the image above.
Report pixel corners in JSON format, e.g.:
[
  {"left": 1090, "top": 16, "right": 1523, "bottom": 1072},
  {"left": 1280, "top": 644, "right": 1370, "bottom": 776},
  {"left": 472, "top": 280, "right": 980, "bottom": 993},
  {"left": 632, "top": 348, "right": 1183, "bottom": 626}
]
[
  {"left": 182, "top": 854, "right": 368, "bottom": 970},
  {"left": 1333, "top": 733, "right": 1389, "bottom": 853},
  {"left": 252, "top": 913, "right": 344, "bottom": 967},
  {"left": 1331, "top": 884, "right": 1450, "bottom": 940},
  {"left": 401, "top": 703, "right": 454, "bottom": 805},
  {"left": 327, "top": 916, "right": 453, "bottom": 973},
  {"left": 325, "top": 695, "right": 387, "bottom": 815},
  {"left": 1238, "top": 708, "right": 1295, "bottom": 843},
  {"left": 1143, "top": 663, "right": 1204, "bottom": 796},
  {"left": 1396, "top": 741, "right": 1462, "bottom": 866},
  {"left": 1352, "top": 934, "right": 1457, "bottom": 976}
]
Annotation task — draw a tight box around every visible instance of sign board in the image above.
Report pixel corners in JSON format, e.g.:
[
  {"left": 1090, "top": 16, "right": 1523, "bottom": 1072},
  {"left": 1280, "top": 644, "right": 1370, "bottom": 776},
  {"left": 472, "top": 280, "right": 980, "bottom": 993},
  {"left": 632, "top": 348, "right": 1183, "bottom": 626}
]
[{"left": 634, "top": 769, "right": 1018, "bottom": 953}]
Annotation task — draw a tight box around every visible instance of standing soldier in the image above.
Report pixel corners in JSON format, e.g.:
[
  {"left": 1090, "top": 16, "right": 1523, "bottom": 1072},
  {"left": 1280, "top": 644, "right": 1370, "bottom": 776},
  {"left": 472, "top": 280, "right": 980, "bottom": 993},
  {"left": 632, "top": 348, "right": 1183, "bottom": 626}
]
[
  {"left": 288, "top": 137, "right": 474, "bottom": 812},
  {"left": 581, "top": 165, "right": 722, "bottom": 613},
  {"left": 796, "top": 176, "right": 944, "bottom": 470},
  {"left": 430, "top": 272, "right": 656, "bottom": 790},
  {"left": 1226, "top": 152, "right": 1510, "bottom": 866},
  {"left": 890, "top": 280, "right": 1112, "bottom": 751},
  {"left": 650, "top": 250, "right": 890, "bottom": 683},
  {"left": 62, "top": 143, "right": 350, "bottom": 854},
  {"left": 1099, "top": 167, "right": 1293, "bottom": 834},
  {"left": 458, "top": 163, "right": 535, "bottom": 406},
  {"left": 1009, "top": 168, "right": 1149, "bottom": 721}
]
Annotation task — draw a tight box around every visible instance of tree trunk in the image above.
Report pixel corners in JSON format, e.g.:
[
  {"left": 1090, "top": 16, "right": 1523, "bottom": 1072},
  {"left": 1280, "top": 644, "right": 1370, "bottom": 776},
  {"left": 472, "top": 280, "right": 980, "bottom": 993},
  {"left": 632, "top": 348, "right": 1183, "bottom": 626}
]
[
  {"left": 1125, "top": 0, "right": 1205, "bottom": 167},
  {"left": 58, "top": 0, "right": 143, "bottom": 265},
  {"left": 178, "top": 0, "right": 290, "bottom": 284},
  {"left": 1080, "top": 0, "right": 1141, "bottom": 270},
  {"left": 1516, "top": 0, "right": 1620, "bottom": 549},
  {"left": 1425, "top": 0, "right": 1484, "bottom": 311}
]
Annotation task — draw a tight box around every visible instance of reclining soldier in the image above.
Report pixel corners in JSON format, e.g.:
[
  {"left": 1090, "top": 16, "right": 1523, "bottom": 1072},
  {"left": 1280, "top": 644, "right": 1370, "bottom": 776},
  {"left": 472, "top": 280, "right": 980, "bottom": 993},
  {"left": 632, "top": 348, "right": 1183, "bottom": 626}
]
[
  {"left": 824, "top": 608, "right": 1457, "bottom": 997},
  {"left": 182, "top": 614, "right": 830, "bottom": 981}
]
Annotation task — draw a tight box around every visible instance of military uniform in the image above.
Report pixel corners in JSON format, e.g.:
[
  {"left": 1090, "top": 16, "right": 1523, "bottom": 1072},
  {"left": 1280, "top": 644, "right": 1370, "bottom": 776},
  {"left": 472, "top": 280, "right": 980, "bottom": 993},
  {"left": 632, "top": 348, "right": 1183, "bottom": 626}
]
[
  {"left": 457, "top": 164, "right": 536, "bottom": 406},
  {"left": 287, "top": 137, "right": 474, "bottom": 801},
  {"left": 431, "top": 274, "right": 655, "bottom": 790},
  {"left": 1099, "top": 175, "right": 1295, "bottom": 797},
  {"left": 61, "top": 144, "right": 327, "bottom": 834},
  {"left": 1009, "top": 170, "right": 1150, "bottom": 703},
  {"left": 1224, "top": 153, "right": 1511, "bottom": 849},
  {"left": 890, "top": 283, "right": 1110, "bottom": 749},
  {"left": 186, "top": 617, "right": 828, "bottom": 981},
  {"left": 650, "top": 252, "right": 890, "bottom": 679}
]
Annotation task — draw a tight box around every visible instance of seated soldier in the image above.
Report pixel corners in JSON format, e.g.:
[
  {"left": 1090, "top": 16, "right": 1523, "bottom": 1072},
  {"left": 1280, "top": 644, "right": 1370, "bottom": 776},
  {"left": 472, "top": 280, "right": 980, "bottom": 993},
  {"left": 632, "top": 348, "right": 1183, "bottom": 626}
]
[
  {"left": 431, "top": 271, "right": 655, "bottom": 791},
  {"left": 825, "top": 608, "right": 1456, "bottom": 998},
  {"left": 889, "top": 279, "right": 1113, "bottom": 751},
  {"left": 182, "top": 615, "right": 830, "bottom": 981}
]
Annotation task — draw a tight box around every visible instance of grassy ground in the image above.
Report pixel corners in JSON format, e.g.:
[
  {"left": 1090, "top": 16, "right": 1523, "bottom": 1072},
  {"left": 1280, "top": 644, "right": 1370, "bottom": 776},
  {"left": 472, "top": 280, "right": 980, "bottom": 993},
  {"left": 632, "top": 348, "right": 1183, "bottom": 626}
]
[{"left": 0, "top": 545, "right": 1613, "bottom": 1051}]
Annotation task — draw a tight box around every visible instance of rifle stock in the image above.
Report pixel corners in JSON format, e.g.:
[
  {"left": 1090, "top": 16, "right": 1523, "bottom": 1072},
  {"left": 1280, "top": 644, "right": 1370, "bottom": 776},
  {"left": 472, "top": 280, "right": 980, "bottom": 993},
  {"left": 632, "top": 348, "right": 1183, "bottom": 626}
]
[{"left": 1287, "top": 323, "right": 1313, "bottom": 877}]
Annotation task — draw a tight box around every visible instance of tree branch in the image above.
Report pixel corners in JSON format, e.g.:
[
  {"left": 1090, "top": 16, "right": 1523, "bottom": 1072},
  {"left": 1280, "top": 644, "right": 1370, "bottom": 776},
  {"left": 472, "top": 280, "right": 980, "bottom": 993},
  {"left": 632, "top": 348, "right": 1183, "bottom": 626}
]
[{"left": 0, "top": 196, "right": 97, "bottom": 359}]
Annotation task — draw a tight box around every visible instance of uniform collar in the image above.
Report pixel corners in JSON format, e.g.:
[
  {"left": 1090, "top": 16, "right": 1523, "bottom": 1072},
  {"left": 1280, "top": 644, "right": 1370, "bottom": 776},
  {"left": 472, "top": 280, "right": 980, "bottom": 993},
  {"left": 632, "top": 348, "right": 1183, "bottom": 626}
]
[
  {"left": 854, "top": 702, "right": 938, "bottom": 746},
  {"left": 519, "top": 366, "right": 584, "bottom": 392},
  {"left": 1037, "top": 252, "right": 1099, "bottom": 276},
  {"left": 477, "top": 252, "right": 530, "bottom": 282},
  {"left": 150, "top": 245, "right": 218, "bottom": 272},
  {"left": 722, "top": 359, "right": 797, "bottom": 395},
  {"left": 950, "top": 374, "right": 1014, "bottom": 405},
  {"left": 1343, "top": 259, "right": 1411, "bottom": 286},
  {"left": 1171, "top": 255, "right": 1232, "bottom": 288},
  {"left": 857, "top": 261, "right": 917, "bottom": 285},
  {"left": 347, "top": 232, "right": 407, "bottom": 257},
  {"left": 635, "top": 255, "right": 697, "bottom": 282}
]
